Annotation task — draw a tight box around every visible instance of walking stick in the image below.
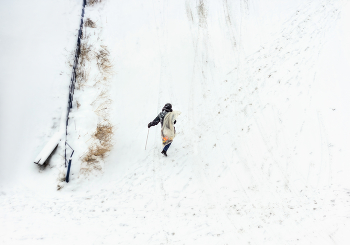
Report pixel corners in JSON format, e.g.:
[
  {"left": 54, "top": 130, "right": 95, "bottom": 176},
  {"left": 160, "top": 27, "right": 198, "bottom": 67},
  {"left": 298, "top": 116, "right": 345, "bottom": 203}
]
[{"left": 145, "top": 128, "right": 150, "bottom": 150}]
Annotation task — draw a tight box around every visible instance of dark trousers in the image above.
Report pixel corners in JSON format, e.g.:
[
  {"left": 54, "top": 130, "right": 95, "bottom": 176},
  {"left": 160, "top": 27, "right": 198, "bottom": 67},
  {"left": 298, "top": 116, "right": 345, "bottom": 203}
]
[{"left": 163, "top": 143, "right": 171, "bottom": 152}]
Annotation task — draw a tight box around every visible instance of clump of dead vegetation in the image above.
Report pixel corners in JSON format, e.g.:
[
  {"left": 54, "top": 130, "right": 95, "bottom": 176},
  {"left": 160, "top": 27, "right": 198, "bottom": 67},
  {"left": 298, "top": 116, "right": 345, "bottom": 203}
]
[
  {"left": 81, "top": 30, "right": 91, "bottom": 41},
  {"left": 56, "top": 168, "right": 67, "bottom": 190},
  {"left": 91, "top": 90, "right": 113, "bottom": 117},
  {"left": 79, "top": 42, "right": 93, "bottom": 64},
  {"left": 91, "top": 90, "right": 108, "bottom": 105},
  {"left": 95, "top": 45, "right": 113, "bottom": 75},
  {"left": 94, "top": 99, "right": 112, "bottom": 118},
  {"left": 88, "top": 0, "right": 102, "bottom": 6},
  {"left": 84, "top": 18, "right": 96, "bottom": 28},
  {"left": 83, "top": 144, "right": 111, "bottom": 164},
  {"left": 75, "top": 40, "right": 93, "bottom": 89},
  {"left": 93, "top": 76, "right": 110, "bottom": 87},
  {"left": 75, "top": 63, "right": 89, "bottom": 89},
  {"left": 94, "top": 123, "right": 113, "bottom": 143},
  {"left": 81, "top": 123, "right": 113, "bottom": 173}
]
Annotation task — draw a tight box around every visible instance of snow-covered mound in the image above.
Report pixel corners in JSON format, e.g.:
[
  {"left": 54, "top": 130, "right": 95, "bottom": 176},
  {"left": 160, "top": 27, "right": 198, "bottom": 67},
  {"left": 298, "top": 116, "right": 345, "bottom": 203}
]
[{"left": 1, "top": 0, "right": 350, "bottom": 244}]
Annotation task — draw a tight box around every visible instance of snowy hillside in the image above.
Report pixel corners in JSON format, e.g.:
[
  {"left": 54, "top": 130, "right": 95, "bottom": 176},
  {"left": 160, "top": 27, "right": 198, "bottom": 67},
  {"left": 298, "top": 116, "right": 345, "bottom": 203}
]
[{"left": 1, "top": 0, "right": 350, "bottom": 244}]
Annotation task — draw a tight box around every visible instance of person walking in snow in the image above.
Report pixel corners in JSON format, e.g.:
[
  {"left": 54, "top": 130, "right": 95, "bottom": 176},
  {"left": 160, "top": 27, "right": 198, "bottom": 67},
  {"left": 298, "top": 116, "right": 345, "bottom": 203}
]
[{"left": 148, "top": 103, "right": 181, "bottom": 157}]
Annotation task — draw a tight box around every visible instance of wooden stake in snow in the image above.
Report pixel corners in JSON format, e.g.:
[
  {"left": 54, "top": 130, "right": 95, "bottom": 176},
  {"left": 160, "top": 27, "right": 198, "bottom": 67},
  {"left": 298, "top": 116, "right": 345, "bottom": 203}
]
[{"left": 145, "top": 129, "right": 149, "bottom": 150}]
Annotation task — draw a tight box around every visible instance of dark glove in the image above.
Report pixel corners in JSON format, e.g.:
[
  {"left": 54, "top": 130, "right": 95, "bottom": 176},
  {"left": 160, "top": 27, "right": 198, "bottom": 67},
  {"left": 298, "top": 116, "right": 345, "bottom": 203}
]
[
  {"left": 148, "top": 122, "right": 153, "bottom": 128},
  {"left": 174, "top": 120, "right": 176, "bottom": 125}
]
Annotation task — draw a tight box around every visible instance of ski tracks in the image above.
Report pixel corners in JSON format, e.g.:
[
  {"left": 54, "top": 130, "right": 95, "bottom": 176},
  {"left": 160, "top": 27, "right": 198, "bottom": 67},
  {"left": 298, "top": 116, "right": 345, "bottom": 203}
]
[{"left": 223, "top": 0, "right": 345, "bottom": 193}]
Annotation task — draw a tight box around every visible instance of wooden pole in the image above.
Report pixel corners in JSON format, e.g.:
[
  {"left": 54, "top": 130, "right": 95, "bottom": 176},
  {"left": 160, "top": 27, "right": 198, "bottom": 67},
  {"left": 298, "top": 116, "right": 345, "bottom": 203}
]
[{"left": 145, "top": 128, "right": 150, "bottom": 150}]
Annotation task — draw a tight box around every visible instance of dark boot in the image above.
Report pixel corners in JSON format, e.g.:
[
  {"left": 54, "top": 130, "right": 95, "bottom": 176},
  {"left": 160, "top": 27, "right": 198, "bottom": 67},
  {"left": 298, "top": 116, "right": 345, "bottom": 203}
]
[{"left": 161, "top": 150, "right": 168, "bottom": 157}]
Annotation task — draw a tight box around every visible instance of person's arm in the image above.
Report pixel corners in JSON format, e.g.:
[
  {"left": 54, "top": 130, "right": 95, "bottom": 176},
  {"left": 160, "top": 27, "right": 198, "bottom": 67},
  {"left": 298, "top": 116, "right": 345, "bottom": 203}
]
[{"left": 148, "top": 114, "right": 161, "bottom": 128}]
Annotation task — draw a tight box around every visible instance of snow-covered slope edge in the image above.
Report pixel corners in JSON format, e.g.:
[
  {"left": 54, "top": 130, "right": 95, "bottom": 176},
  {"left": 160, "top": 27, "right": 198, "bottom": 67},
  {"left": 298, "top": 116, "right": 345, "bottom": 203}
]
[
  {"left": 60, "top": 1, "right": 115, "bottom": 189},
  {"left": 0, "top": 0, "right": 83, "bottom": 189}
]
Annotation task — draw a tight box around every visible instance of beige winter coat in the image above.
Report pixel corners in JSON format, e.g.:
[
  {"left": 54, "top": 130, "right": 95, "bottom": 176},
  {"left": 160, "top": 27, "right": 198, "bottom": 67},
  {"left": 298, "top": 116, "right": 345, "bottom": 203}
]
[{"left": 161, "top": 111, "right": 181, "bottom": 146}]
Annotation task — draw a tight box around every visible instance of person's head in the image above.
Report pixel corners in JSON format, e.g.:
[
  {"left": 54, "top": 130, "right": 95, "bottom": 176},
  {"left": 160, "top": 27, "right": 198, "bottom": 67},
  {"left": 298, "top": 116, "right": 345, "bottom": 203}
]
[{"left": 163, "top": 103, "right": 172, "bottom": 111}]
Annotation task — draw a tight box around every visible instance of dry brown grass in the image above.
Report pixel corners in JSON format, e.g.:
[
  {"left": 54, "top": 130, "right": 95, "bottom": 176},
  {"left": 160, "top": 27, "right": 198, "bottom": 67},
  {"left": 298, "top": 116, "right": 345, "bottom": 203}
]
[
  {"left": 75, "top": 40, "right": 93, "bottom": 89},
  {"left": 81, "top": 30, "right": 91, "bottom": 41},
  {"left": 81, "top": 123, "right": 113, "bottom": 171},
  {"left": 94, "top": 123, "right": 113, "bottom": 143},
  {"left": 91, "top": 90, "right": 108, "bottom": 105},
  {"left": 84, "top": 18, "right": 96, "bottom": 28},
  {"left": 95, "top": 45, "right": 113, "bottom": 75},
  {"left": 65, "top": 46, "right": 78, "bottom": 70},
  {"left": 75, "top": 64, "right": 89, "bottom": 89},
  {"left": 88, "top": 0, "right": 102, "bottom": 6},
  {"left": 76, "top": 21, "right": 115, "bottom": 176},
  {"left": 79, "top": 42, "right": 93, "bottom": 65},
  {"left": 94, "top": 100, "right": 112, "bottom": 117},
  {"left": 93, "top": 76, "right": 110, "bottom": 87},
  {"left": 83, "top": 144, "right": 111, "bottom": 162},
  {"left": 80, "top": 163, "right": 102, "bottom": 175}
]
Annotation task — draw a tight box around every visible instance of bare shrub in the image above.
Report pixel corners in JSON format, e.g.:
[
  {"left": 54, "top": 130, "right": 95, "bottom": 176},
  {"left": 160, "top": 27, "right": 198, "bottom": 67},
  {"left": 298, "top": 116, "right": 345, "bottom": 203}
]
[{"left": 84, "top": 18, "right": 96, "bottom": 28}]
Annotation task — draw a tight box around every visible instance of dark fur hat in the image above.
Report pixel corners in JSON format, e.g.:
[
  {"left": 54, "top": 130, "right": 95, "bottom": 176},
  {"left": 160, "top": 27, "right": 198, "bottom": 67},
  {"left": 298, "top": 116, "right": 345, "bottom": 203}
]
[{"left": 163, "top": 103, "right": 172, "bottom": 112}]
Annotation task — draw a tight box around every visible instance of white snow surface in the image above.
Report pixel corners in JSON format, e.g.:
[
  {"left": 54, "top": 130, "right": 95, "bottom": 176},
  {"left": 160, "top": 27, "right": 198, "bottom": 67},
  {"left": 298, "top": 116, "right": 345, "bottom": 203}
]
[{"left": 1, "top": 0, "right": 350, "bottom": 244}]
